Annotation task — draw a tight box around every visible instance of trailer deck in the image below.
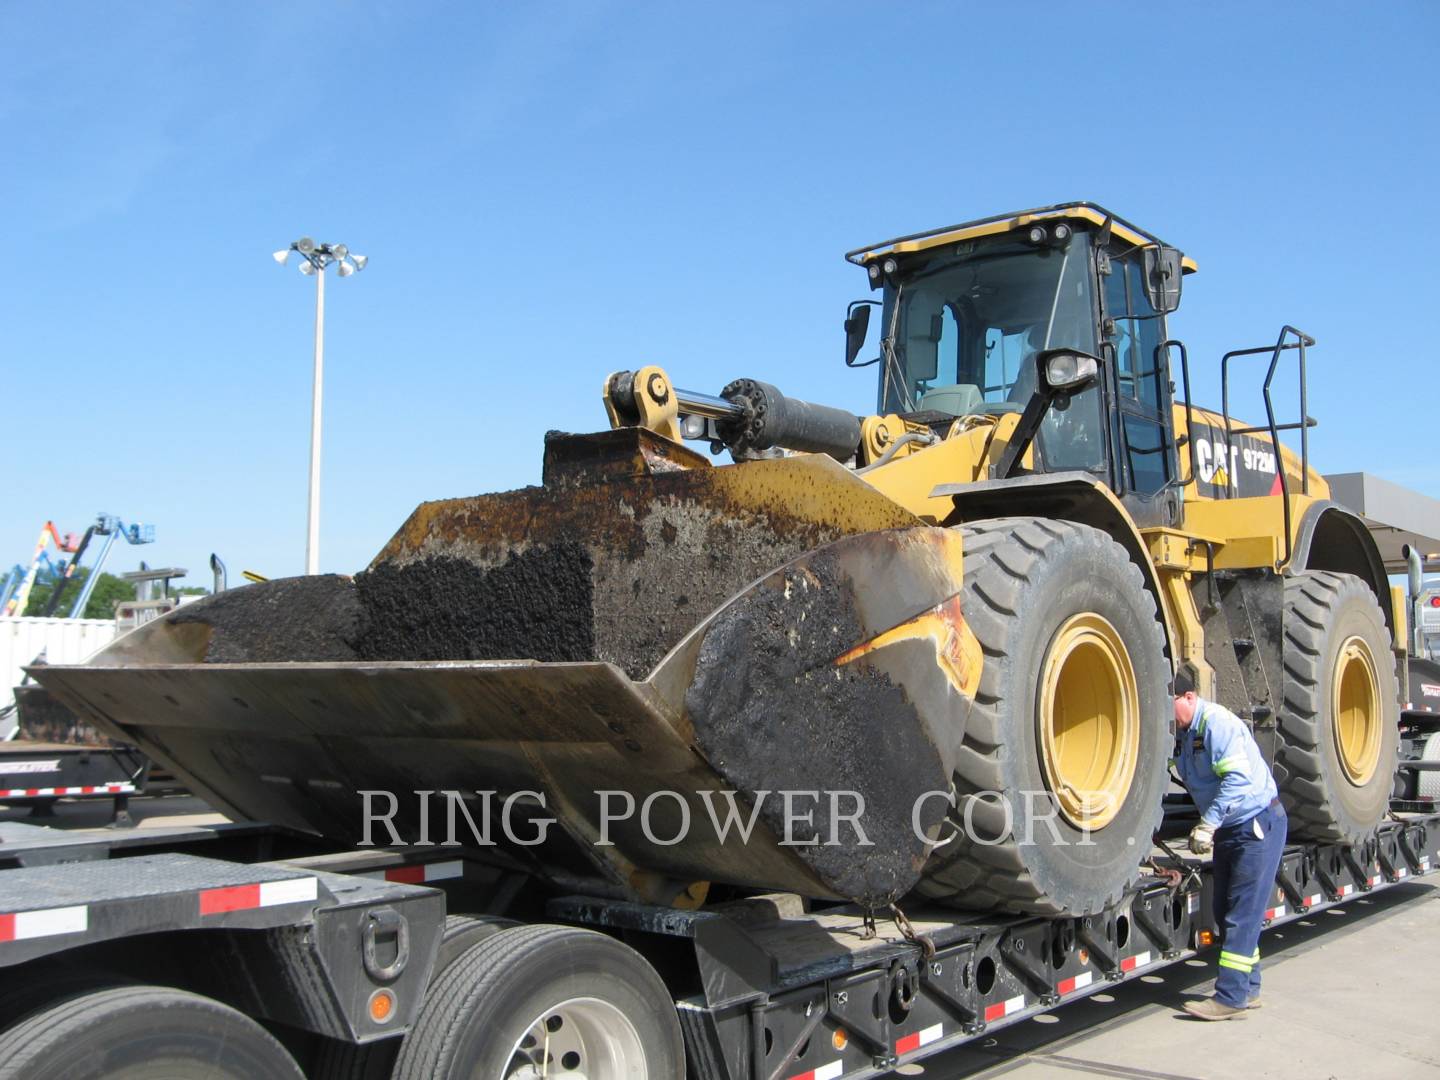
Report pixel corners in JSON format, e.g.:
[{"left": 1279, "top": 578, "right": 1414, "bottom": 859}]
[{"left": 0, "top": 797, "right": 1434, "bottom": 1079}]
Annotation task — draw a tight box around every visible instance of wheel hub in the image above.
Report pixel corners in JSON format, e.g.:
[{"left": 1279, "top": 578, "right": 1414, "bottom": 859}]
[
  {"left": 1333, "top": 635, "right": 1381, "bottom": 786},
  {"left": 1038, "top": 613, "right": 1141, "bottom": 830},
  {"left": 505, "top": 996, "right": 647, "bottom": 1079}
]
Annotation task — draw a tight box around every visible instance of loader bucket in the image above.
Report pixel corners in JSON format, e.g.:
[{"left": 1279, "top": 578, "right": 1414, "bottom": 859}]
[{"left": 35, "top": 430, "right": 983, "bottom": 906}]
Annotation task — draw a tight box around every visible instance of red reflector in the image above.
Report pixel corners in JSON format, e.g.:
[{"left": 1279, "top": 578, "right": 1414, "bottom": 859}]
[
  {"left": 0, "top": 914, "right": 13, "bottom": 942},
  {"left": 1430, "top": 597, "right": 1440, "bottom": 607},
  {"left": 384, "top": 865, "right": 428, "bottom": 884},
  {"left": 199, "top": 884, "right": 261, "bottom": 915}
]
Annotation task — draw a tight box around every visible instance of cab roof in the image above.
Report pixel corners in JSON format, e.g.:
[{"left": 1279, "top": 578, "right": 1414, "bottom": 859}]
[{"left": 846, "top": 201, "right": 1199, "bottom": 273}]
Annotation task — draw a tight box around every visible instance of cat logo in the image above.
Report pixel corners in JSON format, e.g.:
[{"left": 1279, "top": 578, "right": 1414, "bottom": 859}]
[{"left": 1212, "top": 464, "right": 1231, "bottom": 488}]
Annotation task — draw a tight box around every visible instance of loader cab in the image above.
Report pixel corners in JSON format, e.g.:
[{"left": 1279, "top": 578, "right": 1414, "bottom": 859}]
[{"left": 856, "top": 205, "right": 1187, "bottom": 527}]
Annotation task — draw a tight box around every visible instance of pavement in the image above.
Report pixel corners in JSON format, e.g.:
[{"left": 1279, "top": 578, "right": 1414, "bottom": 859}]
[{"left": 898, "top": 880, "right": 1440, "bottom": 1080}]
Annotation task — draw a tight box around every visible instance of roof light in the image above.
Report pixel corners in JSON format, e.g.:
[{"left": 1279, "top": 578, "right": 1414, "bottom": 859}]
[
  {"left": 882, "top": 257, "right": 898, "bottom": 276},
  {"left": 1053, "top": 222, "right": 1072, "bottom": 243},
  {"left": 868, "top": 263, "right": 881, "bottom": 283},
  {"left": 1028, "top": 225, "right": 1047, "bottom": 245}
]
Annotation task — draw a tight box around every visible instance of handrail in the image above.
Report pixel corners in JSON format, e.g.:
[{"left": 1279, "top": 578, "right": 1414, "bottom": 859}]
[
  {"left": 1219, "top": 325, "right": 1316, "bottom": 566},
  {"left": 1159, "top": 339, "right": 1196, "bottom": 485}
]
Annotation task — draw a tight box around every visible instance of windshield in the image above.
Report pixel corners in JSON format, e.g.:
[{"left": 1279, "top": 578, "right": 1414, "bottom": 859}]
[{"left": 877, "top": 232, "right": 1105, "bottom": 471}]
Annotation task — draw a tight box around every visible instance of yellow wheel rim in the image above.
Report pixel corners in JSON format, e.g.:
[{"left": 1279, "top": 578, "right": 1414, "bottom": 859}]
[
  {"left": 1038, "top": 614, "right": 1140, "bottom": 830},
  {"left": 1333, "top": 635, "right": 1381, "bottom": 786}
]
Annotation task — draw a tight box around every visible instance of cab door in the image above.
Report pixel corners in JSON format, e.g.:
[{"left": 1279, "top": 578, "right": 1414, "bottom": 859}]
[{"left": 1102, "top": 251, "right": 1181, "bottom": 527}]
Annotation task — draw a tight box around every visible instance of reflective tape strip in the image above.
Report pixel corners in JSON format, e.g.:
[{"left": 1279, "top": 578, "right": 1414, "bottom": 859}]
[
  {"left": 1338, "top": 884, "right": 1355, "bottom": 897},
  {"left": 1187, "top": 894, "right": 1200, "bottom": 913},
  {"left": 1367, "top": 874, "right": 1381, "bottom": 887},
  {"left": 983, "top": 995, "right": 1026, "bottom": 1022},
  {"left": 1263, "top": 904, "right": 1285, "bottom": 920},
  {"left": 0, "top": 783, "right": 135, "bottom": 799},
  {"left": 789, "top": 1062, "right": 844, "bottom": 1080},
  {"left": 1120, "top": 951, "right": 1152, "bottom": 973},
  {"left": 1212, "top": 755, "right": 1247, "bottom": 776},
  {"left": 361, "top": 860, "right": 464, "bottom": 885},
  {"left": 1304, "top": 893, "right": 1322, "bottom": 908},
  {"left": 1396, "top": 867, "right": 1408, "bottom": 879},
  {"left": 1056, "top": 971, "right": 1094, "bottom": 995},
  {"left": 1218, "top": 950, "right": 1255, "bottom": 973},
  {"left": 1422, "top": 857, "right": 1432, "bottom": 872},
  {"left": 0, "top": 905, "right": 88, "bottom": 943},
  {"left": 895, "top": 1023, "right": 943, "bottom": 1055},
  {"left": 199, "top": 877, "right": 317, "bottom": 915}
]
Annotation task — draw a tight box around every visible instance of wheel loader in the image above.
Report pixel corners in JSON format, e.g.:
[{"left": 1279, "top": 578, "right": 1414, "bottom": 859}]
[{"left": 35, "top": 202, "right": 1402, "bottom": 921}]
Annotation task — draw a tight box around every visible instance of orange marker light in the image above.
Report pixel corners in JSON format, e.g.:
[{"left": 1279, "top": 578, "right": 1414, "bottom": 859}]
[
  {"left": 832, "top": 1028, "right": 848, "bottom": 1051},
  {"left": 369, "top": 989, "right": 396, "bottom": 1024},
  {"left": 1197, "top": 930, "right": 1215, "bottom": 948}
]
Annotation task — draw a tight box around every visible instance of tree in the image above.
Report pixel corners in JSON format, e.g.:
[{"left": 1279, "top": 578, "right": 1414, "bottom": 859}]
[{"left": 22, "top": 569, "right": 136, "bottom": 620}]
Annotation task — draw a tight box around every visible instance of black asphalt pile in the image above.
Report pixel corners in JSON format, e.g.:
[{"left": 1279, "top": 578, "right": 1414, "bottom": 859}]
[
  {"left": 354, "top": 545, "right": 596, "bottom": 663},
  {"left": 684, "top": 547, "right": 949, "bottom": 906},
  {"left": 170, "top": 574, "right": 366, "bottom": 663}
]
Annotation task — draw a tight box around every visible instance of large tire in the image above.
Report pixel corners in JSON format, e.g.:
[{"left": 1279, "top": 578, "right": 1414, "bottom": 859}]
[
  {"left": 0, "top": 985, "right": 304, "bottom": 1080},
  {"left": 312, "top": 914, "right": 520, "bottom": 1079},
  {"left": 916, "top": 517, "right": 1170, "bottom": 915},
  {"left": 392, "top": 924, "right": 683, "bottom": 1080},
  {"left": 1277, "top": 571, "right": 1400, "bottom": 844}
]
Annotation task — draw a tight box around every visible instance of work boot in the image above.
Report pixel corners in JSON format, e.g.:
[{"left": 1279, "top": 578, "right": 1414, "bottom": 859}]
[
  {"left": 1247, "top": 995, "right": 1262, "bottom": 1009},
  {"left": 1183, "top": 997, "right": 1247, "bottom": 1021}
]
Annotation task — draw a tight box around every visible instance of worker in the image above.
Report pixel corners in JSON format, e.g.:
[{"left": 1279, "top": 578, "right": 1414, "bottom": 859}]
[{"left": 1170, "top": 669, "right": 1288, "bottom": 1021}]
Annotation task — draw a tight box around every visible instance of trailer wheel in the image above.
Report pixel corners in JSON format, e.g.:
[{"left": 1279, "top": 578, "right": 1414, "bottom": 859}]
[
  {"left": 1277, "top": 571, "right": 1400, "bottom": 844},
  {"left": 392, "top": 924, "right": 683, "bottom": 1080},
  {"left": 0, "top": 985, "right": 303, "bottom": 1080},
  {"left": 312, "top": 914, "right": 520, "bottom": 1079},
  {"left": 915, "top": 517, "right": 1170, "bottom": 915}
]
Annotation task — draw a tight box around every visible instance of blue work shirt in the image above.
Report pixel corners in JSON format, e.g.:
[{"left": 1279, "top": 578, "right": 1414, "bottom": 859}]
[{"left": 1174, "top": 697, "right": 1278, "bottom": 829}]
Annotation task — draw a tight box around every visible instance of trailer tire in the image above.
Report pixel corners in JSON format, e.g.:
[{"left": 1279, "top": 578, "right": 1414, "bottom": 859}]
[
  {"left": 1277, "top": 571, "right": 1400, "bottom": 844},
  {"left": 392, "top": 924, "right": 683, "bottom": 1080},
  {"left": 312, "top": 914, "right": 520, "bottom": 1079},
  {"left": 916, "top": 517, "right": 1170, "bottom": 915},
  {"left": 0, "top": 985, "right": 303, "bottom": 1080}
]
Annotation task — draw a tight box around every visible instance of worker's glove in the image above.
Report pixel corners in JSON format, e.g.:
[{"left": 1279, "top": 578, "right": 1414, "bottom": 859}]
[{"left": 1189, "top": 822, "right": 1216, "bottom": 855}]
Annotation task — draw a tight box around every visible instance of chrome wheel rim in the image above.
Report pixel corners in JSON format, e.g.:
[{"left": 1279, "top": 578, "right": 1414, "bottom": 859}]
[{"left": 503, "top": 996, "right": 647, "bottom": 1079}]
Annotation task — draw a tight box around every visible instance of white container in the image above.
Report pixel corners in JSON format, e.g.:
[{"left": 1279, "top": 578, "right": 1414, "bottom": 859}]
[{"left": 0, "top": 617, "right": 118, "bottom": 731}]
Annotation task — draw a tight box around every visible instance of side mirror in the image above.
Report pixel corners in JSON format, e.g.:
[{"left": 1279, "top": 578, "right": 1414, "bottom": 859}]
[
  {"left": 1143, "top": 246, "right": 1184, "bottom": 314},
  {"left": 1037, "top": 348, "right": 1102, "bottom": 392},
  {"left": 844, "top": 301, "right": 875, "bottom": 366}
]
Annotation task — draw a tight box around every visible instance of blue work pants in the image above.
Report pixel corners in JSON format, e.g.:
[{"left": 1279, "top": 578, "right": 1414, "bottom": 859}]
[{"left": 1210, "top": 800, "right": 1288, "bottom": 1007}]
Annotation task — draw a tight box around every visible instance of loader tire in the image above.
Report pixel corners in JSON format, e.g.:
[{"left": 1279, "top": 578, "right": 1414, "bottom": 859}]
[
  {"left": 1276, "top": 571, "right": 1399, "bottom": 845},
  {"left": 916, "top": 517, "right": 1169, "bottom": 915}
]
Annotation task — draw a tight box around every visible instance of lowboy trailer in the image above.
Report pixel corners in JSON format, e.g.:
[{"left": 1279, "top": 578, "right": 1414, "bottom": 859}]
[{"left": 0, "top": 807, "right": 1434, "bottom": 1079}]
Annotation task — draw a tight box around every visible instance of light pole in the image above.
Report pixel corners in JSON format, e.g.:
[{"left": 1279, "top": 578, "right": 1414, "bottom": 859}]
[{"left": 272, "top": 238, "right": 368, "bottom": 575}]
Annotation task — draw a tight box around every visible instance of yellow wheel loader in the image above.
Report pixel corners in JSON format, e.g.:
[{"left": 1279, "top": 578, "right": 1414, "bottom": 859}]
[{"left": 37, "top": 203, "right": 1401, "bottom": 920}]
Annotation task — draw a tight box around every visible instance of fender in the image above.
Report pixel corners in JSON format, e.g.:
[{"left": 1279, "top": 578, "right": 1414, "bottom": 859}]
[
  {"left": 1290, "top": 500, "right": 1396, "bottom": 642},
  {"left": 933, "top": 471, "right": 1177, "bottom": 663}
]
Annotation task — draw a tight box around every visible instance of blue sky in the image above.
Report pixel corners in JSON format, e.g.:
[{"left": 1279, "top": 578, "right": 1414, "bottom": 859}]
[{"left": 2, "top": 2, "right": 1436, "bottom": 586}]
